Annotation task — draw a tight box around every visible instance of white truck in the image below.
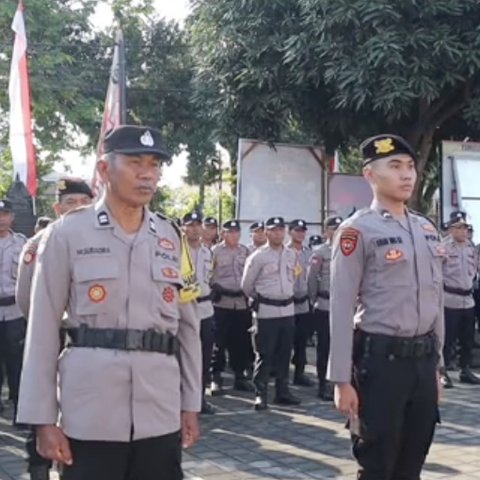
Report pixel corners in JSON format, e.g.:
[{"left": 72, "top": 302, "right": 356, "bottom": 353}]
[
  {"left": 235, "top": 138, "right": 372, "bottom": 244},
  {"left": 440, "top": 140, "right": 480, "bottom": 244}
]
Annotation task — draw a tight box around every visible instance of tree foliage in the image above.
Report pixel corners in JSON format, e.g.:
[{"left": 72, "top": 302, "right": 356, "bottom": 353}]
[{"left": 189, "top": 0, "right": 480, "bottom": 211}]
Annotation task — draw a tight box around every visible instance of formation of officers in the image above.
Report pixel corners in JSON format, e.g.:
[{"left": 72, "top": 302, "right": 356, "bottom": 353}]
[{"left": 0, "top": 126, "right": 478, "bottom": 480}]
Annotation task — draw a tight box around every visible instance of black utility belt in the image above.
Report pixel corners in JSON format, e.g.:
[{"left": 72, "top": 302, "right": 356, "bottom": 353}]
[
  {"left": 444, "top": 285, "right": 473, "bottom": 296},
  {"left": 66, "top": 325, "right": 178, "bottom": 355},
  {"left": 197, "top": 293, "right": 213, "bottom": 303},
  {"left": 317, "top": 291, "right": 330, "bottom": 300},
  {"left": 354, "top": 329, "right": 436, "bottom": 359},
  {"left": 257, "top": 295, "right": 294, "bottom": 307},
  {"left": 293, "top": 295, "right": 309, "bottom": 305},
  {"left": 0, "top": 296, "right": 16, "bottom": 307}
]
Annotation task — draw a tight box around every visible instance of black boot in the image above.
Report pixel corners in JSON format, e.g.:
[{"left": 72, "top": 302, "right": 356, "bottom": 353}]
[
  {"left": 210, "top": 374, "right": 224, "bottom": 396},
  {"left": 459, "top": 367, "right": 480, "bottom": 385},
  {"left": 29, "top": 465, "right": 50, "bottom": 480},
  {"left": 254, "top": 387, "right": 268, "bottom": 411},
  {"left": 233, "top": 373, "right": 255, "bottom": 392},
  {"left": 317, "top": 379, "right": 334, "bottom": 401},
  {"left": 274, "top": 381, "right": 301, "bottom": 405},
  {"left": 293, "top": 366, "right": 313, "bottom": 387},
  {"left": 201, "top": 398, "right": 216, "bottom": 415},
  {"left": 440, "top": 371, "right": 454, "bottom": 389}
]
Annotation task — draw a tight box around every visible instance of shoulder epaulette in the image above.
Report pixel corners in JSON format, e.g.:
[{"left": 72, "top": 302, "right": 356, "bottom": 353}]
[
  {"left": 408, "top": 209, "right": 438, "bottom": 230},
  {"left": 155, "top": 212, "right": 181, "bottom": 239}
]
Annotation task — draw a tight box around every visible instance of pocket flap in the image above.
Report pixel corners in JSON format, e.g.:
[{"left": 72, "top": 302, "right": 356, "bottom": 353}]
[{"left": 73, "top": 258, "right": 119, "bottom": 282}]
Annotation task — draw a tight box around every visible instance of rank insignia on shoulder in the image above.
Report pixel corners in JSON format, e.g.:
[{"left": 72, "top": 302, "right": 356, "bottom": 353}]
[
  {"left": 340, "top": 228, "right": 360, "bottom": 256},
  {"left": 97, "top": 212, "right": 110, "bottom": 226}
]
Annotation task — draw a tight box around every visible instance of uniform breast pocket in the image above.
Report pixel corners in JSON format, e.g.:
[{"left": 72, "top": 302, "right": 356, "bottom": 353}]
[
  {"left": 151, "top": 262, "right": 181, "bottom": 320},
  {"left": 374, "top": 250, "right": 410, "bottom": 287},
  {"left": 73, "top": 258, "right": 119, "bottom": 315},
  {"left": 427, "top": 244, "right": 445, "bottom": 284}
]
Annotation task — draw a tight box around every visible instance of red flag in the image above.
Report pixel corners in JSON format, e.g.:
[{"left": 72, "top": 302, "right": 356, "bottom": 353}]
[
  {"left": 92, "top": 29, "right": 127, "bottom": 194},
  {"left": 9, "top": 0, "right": 37, "bottom": 197}
]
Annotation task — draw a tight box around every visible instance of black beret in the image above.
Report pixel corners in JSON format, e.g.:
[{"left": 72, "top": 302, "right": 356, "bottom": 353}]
[
  {"left": 183, "top": 211, "right": 203, "bottom": 225},
  {"left": 309, "top": 235, "right": 323, "bottom": 247},
  {"left": 265, "top": 216, "right": 285, "bottom": 229},
  {"left": 325, "top": 215, "right": 343, "bottom": 228},
  {"left": 203, "top": 217, "right": 218, "bottom": 227},
  {"left": 104, "top": 125, "right": 171, "bottom": 162},
  {"left": 223, "top": 219, "right": 241, "bottom": 231},
  {"left": 56, "top": 177, "right": 93, "bottom": 199},
  {"left": 448, "top": 210, "right": 467, "bottom": 227},
  {"left": 0, "top": 199, "right": 13, "bottom": 212},
  {"left": 249, "top": 221, "right": 264, "bottom": 232},
  {"left": 361, "top": 134, "right": 417, "bottom": 166},
  {"left": 289, "top": 219, "right": 308, "bottom": 231}
]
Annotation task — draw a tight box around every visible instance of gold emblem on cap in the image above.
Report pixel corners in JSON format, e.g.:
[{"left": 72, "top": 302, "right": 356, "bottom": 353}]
[
  {"left": 374, "top": 138, "right": 395, "bottom": 155},
  {"left": 57, "top": 180, "right": 66, "bottom": 191}
]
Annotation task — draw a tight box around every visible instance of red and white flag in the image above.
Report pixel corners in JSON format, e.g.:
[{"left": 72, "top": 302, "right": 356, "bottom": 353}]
[
  {"left": 8, "top": 0, "right": 37, "bottom": 197},
  {"left": 92, "top": 29, "right": 127, "bottom": 194}
]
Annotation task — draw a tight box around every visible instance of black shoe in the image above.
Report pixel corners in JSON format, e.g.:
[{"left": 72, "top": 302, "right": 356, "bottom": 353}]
[
  {"left": 459, "top": 368, "right": 480, "bottom": 385},
  {"left": 274, "top": 391, "right": 301, "bottom": 406},
  {"left": 293, "top": 372, "right": 314, "bottom": 387},
  {"left": 254, "top": 395, "right": 268, "bottom": 411},
  {"left": 210, "top": 376, "right": 224, "bottom": 396},
  {"left": 440, "top": 373, "right": 454, "bottom": 389},
  {"left": 233, "top": 378, "right": 255, "bottom": 392},
  {"left": 0, "top": 400, "right": 4, "bottom": 414},
  {"left": 29, "top": 466, "right": 50, "bottom": 480},
  {"left": 317, "top": 382, "right": 334, "bottom": 401},
  {"left": 201, "top": 399, "right": 216, "bottom": 415}
]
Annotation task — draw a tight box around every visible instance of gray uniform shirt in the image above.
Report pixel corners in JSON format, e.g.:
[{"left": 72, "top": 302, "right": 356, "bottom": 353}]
[
  {"left": 190, "top": 244, "right": 214, "bottom": 320},
  {"left": 442, "top": 236, "right": 479, "bottom": 309},
  {"left": 211, "top": 242, "right": 249, "bottom": 310},
  {"left": 0, "top": 231, "right": 26, "bottom": 321},
  {"left": 17, "top": 200, "right": 202, "bottom": 442},
  {"left": 287, "top": 242, "right": 310, "bottom": 315},
  {"left": 307, "top": 242, "right": 332, "bottom": 312},
  {"left": 327, "top": 205, "right": 445, "bottom": 384},
  {"left": 241, "top": 244, "right": 296, "bottom": 319}
]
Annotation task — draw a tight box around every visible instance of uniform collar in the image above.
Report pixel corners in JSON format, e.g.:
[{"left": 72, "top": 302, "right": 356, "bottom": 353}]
[{"left": 371, "top": 201, "right": 408, "bottom": 221}]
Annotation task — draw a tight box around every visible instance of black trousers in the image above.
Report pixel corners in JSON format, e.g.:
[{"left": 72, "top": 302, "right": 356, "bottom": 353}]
[
  {"left": 444, "top": 307, "right": 475, "bottom": 369},
  {"left": 312, "top": 309, "right": 330, "bottom": 382},
  {"left": 292, "top": 312, "right": 311, "bottom": 369},
  {"left": 200, "top": 316, "right": 214, "bottom": 390},
  {"left": 0, "top": 318, "right": 26, "bottom": 412},
  {"left": 211, "top": 308, "right": 252, "bottom": 377},
  {"left": 252, "top": 316, "right": 295, "bottom": 394},
  {"left": 352, "top": 348, "right": 438, "bottom": 480},
  {"left": 473, "top": 288, "right": 480, "bottom": 332},
  {"left": 62, "top": 431, "right": 182, "bottom": 480}
]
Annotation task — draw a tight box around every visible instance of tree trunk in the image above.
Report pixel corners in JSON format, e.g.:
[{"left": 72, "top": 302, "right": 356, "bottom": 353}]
[{"left": 198, "top": 181, "right": 206, "bottom": 211}]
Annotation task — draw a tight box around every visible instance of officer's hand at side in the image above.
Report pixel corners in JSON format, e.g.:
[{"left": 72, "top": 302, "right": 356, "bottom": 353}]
[
  {"left": 181, "top": 411, "right": 200, "bottom": 449},
  {"left": 334, "top": 383, "right": 359, "bottom": 416},
  {"left": 36, "top": 425, "right": 73, "bottom": 465}
]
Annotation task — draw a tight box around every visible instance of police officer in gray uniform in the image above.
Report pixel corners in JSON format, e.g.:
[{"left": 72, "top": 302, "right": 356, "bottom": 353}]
[
  {"left": 242, "top": 216, "right": 301, "bottom": 410},
  {"left": 440, "top": 210, "right": 480, "bottom": 388},
  {"left": 308, "top": 234, "right": 323, "bottom": 249},
  {"left": 248, "top": 221, "right": 267, "bottom": 254},
  {"left": 202, "top": 217, "right": 219, "bottom": 249},
  {"left": 17, "top": 126, "right": 202, "bottom": 480},
  {"left": 210, "top": 220, "right": 253, "bottom": 394},
  {"left": 328, "top": 134, "right": 444, "bottom": 480},
  {"left": 0, "top": 199, "right": 26, "bottom": 423},
  {"left": 182, "top": 211, "right": 217, "bottom": 414},
  {"left": 307, "top": 215, "right": 343, "bottom": 400},
  {"left": 287, "top": 219, "right": 313, "bottom": 387}
]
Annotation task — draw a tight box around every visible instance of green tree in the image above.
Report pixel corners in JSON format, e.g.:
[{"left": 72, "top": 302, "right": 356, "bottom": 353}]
[{"left": 189, "top": 0, "right": 480, "bottom": 212}]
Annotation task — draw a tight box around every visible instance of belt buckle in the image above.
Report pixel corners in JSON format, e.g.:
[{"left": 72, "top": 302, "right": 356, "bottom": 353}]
[{"left": 125, "top": 330, "right": 144, "bottom": 351}]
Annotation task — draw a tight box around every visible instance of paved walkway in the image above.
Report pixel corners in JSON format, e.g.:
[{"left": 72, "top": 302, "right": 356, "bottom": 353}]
[{"left": 1, "top": 364, "right": 479, "bottom": 480}]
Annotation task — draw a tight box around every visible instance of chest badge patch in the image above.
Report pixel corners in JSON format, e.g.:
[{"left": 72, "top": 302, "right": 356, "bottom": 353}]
[
  {"left": 88, "top": 284, "right": 107, "bottom": 303},
  {"left": 158, "top": 238, "right": 175, "bottom": 251},
  {"left": 162, "top": 286, "right": 176, "bottom": 303},
  {"left": 23, "top": 251, "right": 35, "bottom": 265},
  {"left": 385, "top": 249, "right": 404, "bottom": 262},
  {"left": 294, "top": 262, "right": 303, "bottom": 277},
  {"left": 340, "top": 228, "right": 360, "bottom": 256}
]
